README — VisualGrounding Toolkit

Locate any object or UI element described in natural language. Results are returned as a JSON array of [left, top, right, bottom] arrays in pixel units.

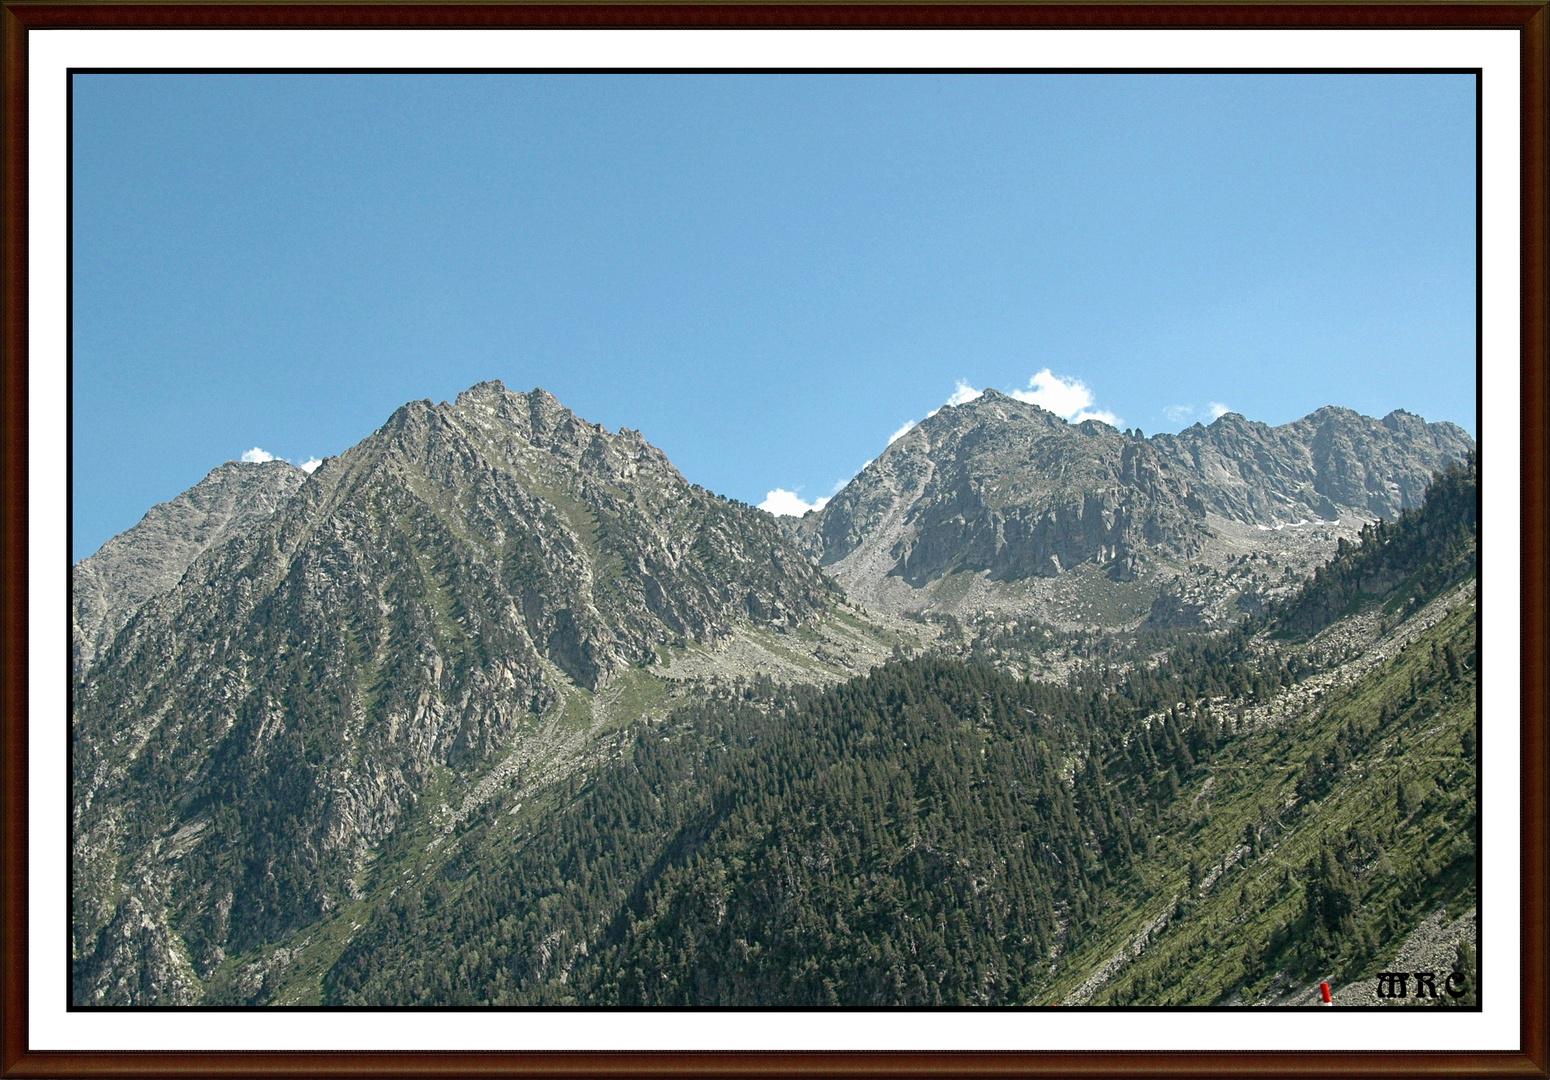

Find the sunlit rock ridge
[[788, 391, 1472, 624]]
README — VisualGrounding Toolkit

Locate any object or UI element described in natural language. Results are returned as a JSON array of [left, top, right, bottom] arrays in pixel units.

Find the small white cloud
[[888, 420, 918, 444], [1010, 368, 1122, 428], [759, 489, 830, 517], [241, 447, 276, 463], [1163, 402, 1229, 427], [300, 457, 323, 474], [944, 380, 982, 407]]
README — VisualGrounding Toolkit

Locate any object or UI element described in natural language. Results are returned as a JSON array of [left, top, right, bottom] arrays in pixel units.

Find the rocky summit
[[71, 381, 833, 1004], [795, 391, 1211, 584], [790, 392, 1472, 628]]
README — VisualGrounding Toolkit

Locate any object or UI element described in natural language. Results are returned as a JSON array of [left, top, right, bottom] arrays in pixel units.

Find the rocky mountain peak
[[453, 378, 510, 405], [792, 397, 1472, 623], [1153, 405, 1475, 523], [934, 387, 1064, 428], [794, 392, 1208, 615], [72, 383, 839, 1004]]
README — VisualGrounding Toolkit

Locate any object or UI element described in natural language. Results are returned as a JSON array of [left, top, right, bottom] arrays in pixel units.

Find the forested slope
[[1052, 599, 1476, 1005], [326, 660, 1127, 1005], [313, 465, 1477, 1007], [1275, 459, 1476, 639]]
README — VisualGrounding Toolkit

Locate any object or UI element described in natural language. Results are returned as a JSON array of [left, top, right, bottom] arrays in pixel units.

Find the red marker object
[[1319, 982, 1333, 1006]]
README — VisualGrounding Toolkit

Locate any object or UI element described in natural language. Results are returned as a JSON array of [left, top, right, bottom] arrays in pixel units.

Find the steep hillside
[[1046, 463, 1478, 1005], [323, 660, 1112, 1006], [306, 582, 1475, 1007], [71, 381, 842, 1005], [306, 464, 1476, 1007], [1049, 585, 1476, 1006], [71, 459, 307, 675], [1274, 459, 1477, 640]]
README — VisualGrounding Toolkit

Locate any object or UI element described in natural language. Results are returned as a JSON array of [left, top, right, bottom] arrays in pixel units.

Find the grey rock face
[[796, 394, 1472, 618], [1151, 407, 1475, 524], [799, 392, 1208, 585], [71, 381, 833, 1005], [71, 460, 307, 676]]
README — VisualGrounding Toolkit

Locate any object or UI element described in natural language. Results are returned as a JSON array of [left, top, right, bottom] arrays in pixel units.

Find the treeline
[[1274, 459, 1476, 639], [325, 660, 1133, 1005], [321, 638, 1318, 1005]]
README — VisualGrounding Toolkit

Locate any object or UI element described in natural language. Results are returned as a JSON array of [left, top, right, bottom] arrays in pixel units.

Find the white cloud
[[1162, 401, 1231, 428], [759, 489, 830, 517], [300, 457, 323, 473], [1009, 368, 1122, 428], [241, 447, 276, 463], [888, 420, 918, 444], [944, 380, 982, 407]]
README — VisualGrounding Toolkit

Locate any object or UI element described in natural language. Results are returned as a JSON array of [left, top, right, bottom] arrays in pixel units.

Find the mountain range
[[70, 381, 1476, 1007], [792, 390, 1470, 628]]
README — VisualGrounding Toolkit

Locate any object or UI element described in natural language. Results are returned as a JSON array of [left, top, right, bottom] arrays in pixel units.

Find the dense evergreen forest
[[175, 461, 1452, 1006], [327, 661, 1109, 1005], [311, 464, 1477, 1007]]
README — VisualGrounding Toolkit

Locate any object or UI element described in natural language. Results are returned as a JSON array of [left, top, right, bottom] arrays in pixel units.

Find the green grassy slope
[[1045, 597, 1476, 1005]]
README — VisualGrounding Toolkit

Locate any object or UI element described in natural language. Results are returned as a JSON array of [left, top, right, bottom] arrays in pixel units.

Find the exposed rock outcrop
[[1151, 406, 1474, 524], [790, 393, 1472, 622], [794, 392, 1209, 594]]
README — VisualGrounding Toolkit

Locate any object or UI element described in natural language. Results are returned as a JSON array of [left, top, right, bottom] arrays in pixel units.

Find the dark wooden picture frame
[[2, 7, 1544, 1077]]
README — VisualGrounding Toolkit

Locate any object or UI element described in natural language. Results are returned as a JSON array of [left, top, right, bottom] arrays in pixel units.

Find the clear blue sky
[[72, 73, 1477, 561]]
